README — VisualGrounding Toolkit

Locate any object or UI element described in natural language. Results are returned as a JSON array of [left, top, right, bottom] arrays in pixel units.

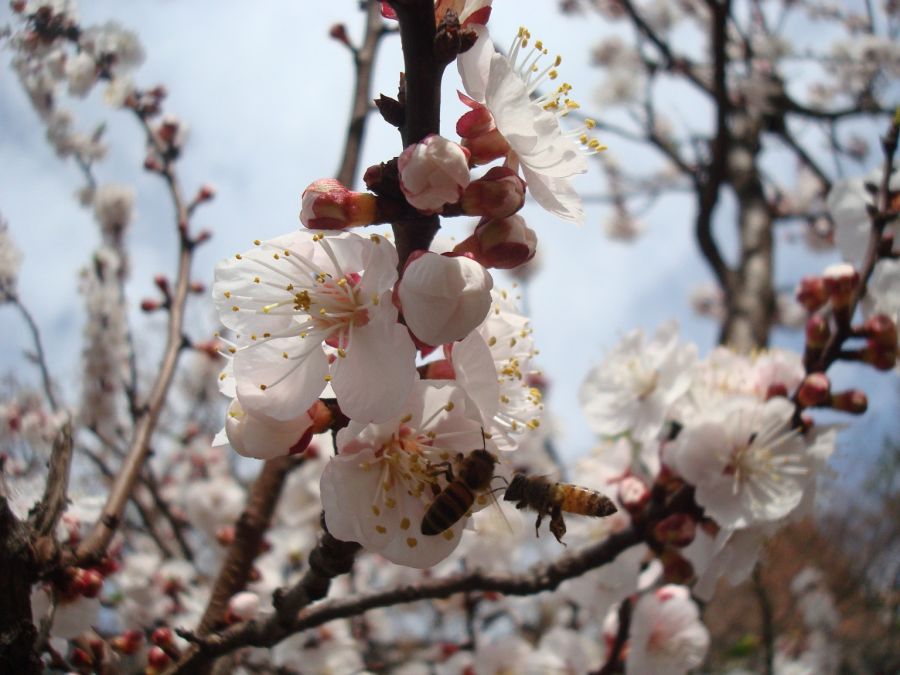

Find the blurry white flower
[[626, 585, 709, 675], [580, 322, 696, 444], [0, 218, 23, 302], [64, 51, 97, 96]]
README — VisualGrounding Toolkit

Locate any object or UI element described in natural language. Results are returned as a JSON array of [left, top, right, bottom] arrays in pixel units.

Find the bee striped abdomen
[[421, 482, 474, 535], [559, 484, 616, 516]]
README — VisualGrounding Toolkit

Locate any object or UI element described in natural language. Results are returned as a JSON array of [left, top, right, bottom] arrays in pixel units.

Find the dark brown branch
[[388, 0, 445, 266], [753, 565, 775, 675], [0, 499, 41, 674], [335, 0, 387, 186], [594, 597, 632, 675], [171, 527, 641, 667], [695, 0, 734, 298]]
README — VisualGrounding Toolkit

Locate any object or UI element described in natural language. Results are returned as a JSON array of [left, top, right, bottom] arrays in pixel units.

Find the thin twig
[[75, 110, 196, 565], [10, 296, 58, 412]]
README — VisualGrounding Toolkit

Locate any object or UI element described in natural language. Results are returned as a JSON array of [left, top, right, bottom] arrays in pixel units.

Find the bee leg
[[549, 506, 567, 546], [533, 512, 544, 538]]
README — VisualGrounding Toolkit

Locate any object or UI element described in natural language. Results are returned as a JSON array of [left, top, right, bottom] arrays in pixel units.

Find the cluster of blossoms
[[211, 0, 604, 570]]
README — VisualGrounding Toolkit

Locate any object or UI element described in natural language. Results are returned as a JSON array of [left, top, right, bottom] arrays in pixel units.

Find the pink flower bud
[[805, 314, 830, 344], [462, 128, 511, 165], [453, 215, 538, 270], [860, 341, 898, 371], [830, 389, 867, 414], [398, 135, 471, 214], [456, 104, 496, 139], [860, 314, 898, 348], [397, 251, 493, 346], [329, 23, 350, 46], [619, 475, 650, 513], [795, 275, 828, 312], [461, 166, 526, 219], [797, 373, 831, 408], [300, 178, 377, 230], [228, 591, 261, 622], [196, 183, 216, 202], [151, 627, 173, 647], [823, 263, 859, 321], [147, 646, 171, 669]]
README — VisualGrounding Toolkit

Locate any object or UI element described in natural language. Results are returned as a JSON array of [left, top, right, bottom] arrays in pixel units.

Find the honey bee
[[420, 448, 499, 536], [503, 474, 617, 544]]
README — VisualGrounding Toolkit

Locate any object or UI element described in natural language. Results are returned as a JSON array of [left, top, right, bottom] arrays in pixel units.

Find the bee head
[[503, 473, 527, 502]]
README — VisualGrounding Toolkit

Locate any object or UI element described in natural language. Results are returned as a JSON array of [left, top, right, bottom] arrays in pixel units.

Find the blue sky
[[1, 1, 896, 482]]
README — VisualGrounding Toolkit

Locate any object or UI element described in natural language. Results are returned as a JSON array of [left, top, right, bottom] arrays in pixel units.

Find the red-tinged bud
[[247, 567, 261, 583], [380, 1, 397, 19], [441, 643, 461, 659], [329, 23, 351, 46], [70, 647, 93, 667], [860, 341, 898, 370], [194, 230, 213, 245], [619, 475, 650, 513], [157, 117, 180, 145], [424, 358, 456, 380], [660, 549, 694, 585], [76, 568, 104, 598], [141, 299, 161, 312], [96, 555, 119, 576], [147, 646, 171, 669], [478, 215, 538, 269], [765, 383, 788, 400], [151, 627, 173, 647], [805, 314, 830, 348], [461, 167, 526, 219], [305, 400, 332, 434], [456, 105, 496, 140], [154, 274, 169, 293], [189, 281, 206, 294], [797, 373, 831, 408], [196, 183, 216, 202], [823, 263, 859, 324], [216, 525, 235, 546], [144, 156, 162, 172], [795, 275, 828, 312], [830, 389, 868, 414], [653, 514, 697, 548], [300, 179, 377, 230], [461, 128, 511, 165], [11, 0, 26, 13], [860, 314, 898, 348]]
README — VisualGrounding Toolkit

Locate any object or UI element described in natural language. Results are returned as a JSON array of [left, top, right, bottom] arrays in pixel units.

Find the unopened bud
[[823, 263, 859, 324], [795, 276, 828, 312], [308, 399, 334, 434], [154, 274, 170, 293], [216, 524, 235, 546], [157, 116, 180, 145], [653, 513, 696, 548], [189, 281, 206, 294], [830, 389, 867, 414], [11, 1, 27, 13], [228, 591, 261, 622], [196, 183, 216, 202], [860, 314, 898, 348], [300, 178, 377, 230], [765, 383, 788, 400], [660, 549, 694, 585], [329, 23, 351, 46], [860, 341, 898, 370], [805, 314, 830, 348], [461, 166, 526, 219], [141, 299, 161, 312], [618, 475, 650, 513], [151, 627, 173, 647], [797, 373, 831, 408], [466, 215, 538, 270], [398, 134, 471, 214], [456, 104, 496, 140], [70, 647, 93, 667], [147, 646, 171, 669]]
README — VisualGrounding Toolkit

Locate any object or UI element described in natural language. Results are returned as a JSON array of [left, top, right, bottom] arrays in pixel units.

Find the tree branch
[[27, 419, 73, 540]]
